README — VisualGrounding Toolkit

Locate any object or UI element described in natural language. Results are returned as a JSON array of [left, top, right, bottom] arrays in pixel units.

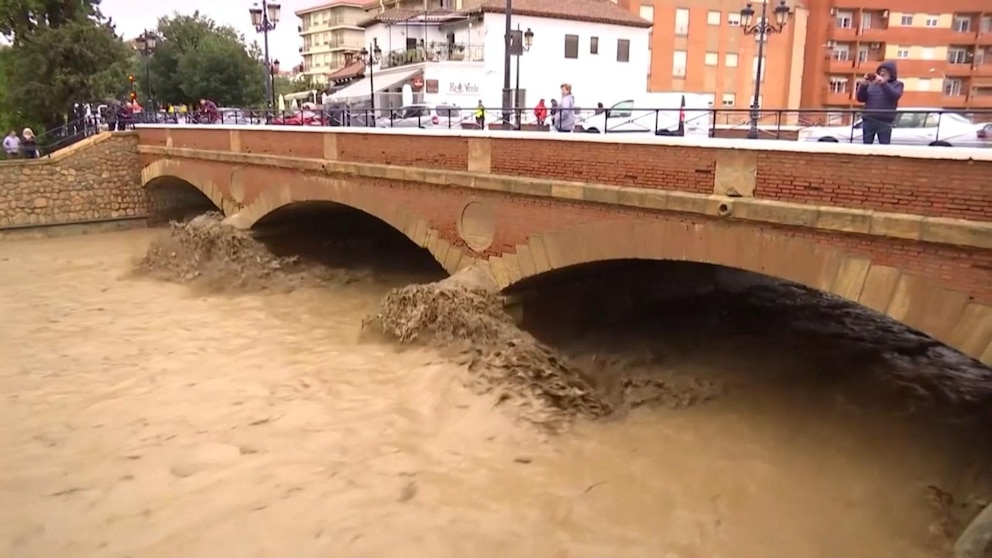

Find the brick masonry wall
[[0, 134, 145, 227], [148, 128, 992, 222]]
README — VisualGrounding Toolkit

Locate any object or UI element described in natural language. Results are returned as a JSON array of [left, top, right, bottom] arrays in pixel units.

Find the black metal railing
[[0, 116, 101, 160], [131, 106, 992, 147]]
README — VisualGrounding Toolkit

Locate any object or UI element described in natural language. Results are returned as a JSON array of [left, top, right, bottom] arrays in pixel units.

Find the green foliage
[[0, 0, 130, 133], [274, 75, 315, 98], [146, 11, 266, 107]]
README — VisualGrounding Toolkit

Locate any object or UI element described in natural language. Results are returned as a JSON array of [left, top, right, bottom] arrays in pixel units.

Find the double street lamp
[[249, 1, 281, 118], [134, 30, 158, 110], [739, 0, 791, 139], [360, 40, 383, 125], [513, 25, 534, 128]]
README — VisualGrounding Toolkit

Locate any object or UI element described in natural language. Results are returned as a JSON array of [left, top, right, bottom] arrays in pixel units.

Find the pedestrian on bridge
[[856, 60, 904, 145]]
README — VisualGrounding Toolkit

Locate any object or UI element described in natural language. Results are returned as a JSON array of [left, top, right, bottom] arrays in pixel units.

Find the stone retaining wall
[[0, 133, 145, 227]]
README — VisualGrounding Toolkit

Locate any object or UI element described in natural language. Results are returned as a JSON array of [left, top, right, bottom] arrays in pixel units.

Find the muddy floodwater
[[1, 223, 991, 558]]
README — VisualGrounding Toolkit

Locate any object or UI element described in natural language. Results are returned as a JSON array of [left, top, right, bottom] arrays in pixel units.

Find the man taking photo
[[855, 60, 904, 145]]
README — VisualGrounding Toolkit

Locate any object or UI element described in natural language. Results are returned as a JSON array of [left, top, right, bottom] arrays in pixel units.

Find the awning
[[283, 90, 318, 101], [327, 67, 420, 102]]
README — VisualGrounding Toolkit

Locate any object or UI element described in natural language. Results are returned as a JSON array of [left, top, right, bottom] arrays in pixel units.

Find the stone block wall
[[0, 133, 146, 228]]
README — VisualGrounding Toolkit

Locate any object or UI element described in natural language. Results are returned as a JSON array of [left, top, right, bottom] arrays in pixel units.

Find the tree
[[274, 75, 315, 98], [0, 0, 131, 132], [146, 12, 265, 107]]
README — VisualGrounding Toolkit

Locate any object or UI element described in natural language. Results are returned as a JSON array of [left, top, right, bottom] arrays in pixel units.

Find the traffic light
[[128, 74, 135, 83]]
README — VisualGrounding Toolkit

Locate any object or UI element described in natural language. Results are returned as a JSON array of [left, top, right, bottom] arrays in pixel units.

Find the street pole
[[514, 24, 521, 129], [748, 0, 768, 140], [368, 46, 376, 124], [500, 0, 512, 130], [251, 1, 280, 122], [262, 1, 274, 119], [145, 57, 153, 110], [740, 0, 790, 140]]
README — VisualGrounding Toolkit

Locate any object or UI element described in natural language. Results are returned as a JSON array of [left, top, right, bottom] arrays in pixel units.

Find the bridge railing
[[0, 116, 101, 160], [133, 106, 992, 147]]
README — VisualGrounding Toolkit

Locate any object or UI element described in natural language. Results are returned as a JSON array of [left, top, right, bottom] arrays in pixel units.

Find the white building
[[325, 0, 651, 114]]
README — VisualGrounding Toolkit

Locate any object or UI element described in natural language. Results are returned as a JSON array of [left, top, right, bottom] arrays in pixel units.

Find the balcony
[[381, 42, 484, 69], [941, 94, 970, 108], [825, 91, 854, 105], [827, 57, 856, 73]]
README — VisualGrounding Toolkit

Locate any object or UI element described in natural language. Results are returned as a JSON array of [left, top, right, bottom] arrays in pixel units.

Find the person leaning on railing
[[3, 130, 20, 159], [19, 128, 38, 159]]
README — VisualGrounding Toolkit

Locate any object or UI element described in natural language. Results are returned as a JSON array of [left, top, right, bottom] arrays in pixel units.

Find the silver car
[[377, 104, 463, 129]]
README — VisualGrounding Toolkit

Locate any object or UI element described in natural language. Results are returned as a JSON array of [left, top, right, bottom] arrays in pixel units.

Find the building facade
[[619, 0, 809, 120], [326, 0, 652, 113], [801, 1, 992, 114], [296, 2, 368, 85]]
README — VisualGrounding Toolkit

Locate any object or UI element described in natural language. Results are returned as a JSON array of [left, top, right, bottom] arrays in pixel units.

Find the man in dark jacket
[[855, 60, 904, 145]]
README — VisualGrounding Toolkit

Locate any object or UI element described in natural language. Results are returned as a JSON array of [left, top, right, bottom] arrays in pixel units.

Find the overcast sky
[[100, 0, 312, 66]]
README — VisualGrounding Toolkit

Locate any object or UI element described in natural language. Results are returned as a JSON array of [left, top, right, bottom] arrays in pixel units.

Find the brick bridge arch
[[486, 219, 990, 365], [139, 161, 469, 275], [141, 159, 233, 215]]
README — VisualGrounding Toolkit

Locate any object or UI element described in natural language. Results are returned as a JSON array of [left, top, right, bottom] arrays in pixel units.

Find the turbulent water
[[1, 211, 991, 558]]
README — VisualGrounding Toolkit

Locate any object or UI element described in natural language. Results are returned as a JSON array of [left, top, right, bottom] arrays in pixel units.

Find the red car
[[271, 110, 326, 126]]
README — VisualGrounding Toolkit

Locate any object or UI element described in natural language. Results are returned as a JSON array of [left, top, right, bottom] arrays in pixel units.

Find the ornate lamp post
[[134, 30, 158, 111], [512, 26, 534, 128], [360, 39, 382, 125], [739, 0, 791, 139], [249, 1, 281, 118]]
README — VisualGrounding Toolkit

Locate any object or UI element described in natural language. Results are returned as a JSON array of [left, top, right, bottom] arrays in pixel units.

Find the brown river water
[[1, 210, 991, 558]]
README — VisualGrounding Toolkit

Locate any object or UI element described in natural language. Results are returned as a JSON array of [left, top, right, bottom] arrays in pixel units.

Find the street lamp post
[[249, 1, 281, 120], [360, 40, 382, 125], [512, 26, 534, 129], [739, 0, 791, 139], [134, 30, 158, 112], [500, 0, 513, 130]]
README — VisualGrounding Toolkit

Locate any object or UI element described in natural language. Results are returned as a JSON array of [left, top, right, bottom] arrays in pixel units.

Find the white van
[[577, 93, 712, 138]]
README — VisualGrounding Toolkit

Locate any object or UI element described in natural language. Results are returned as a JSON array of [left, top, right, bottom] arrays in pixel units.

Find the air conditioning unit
[[869, 42, 881, 49]]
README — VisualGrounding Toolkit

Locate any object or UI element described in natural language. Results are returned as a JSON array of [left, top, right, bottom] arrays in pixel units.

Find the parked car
[[271, 110, 327, 126], [796, 109, 987, 147], [978, 123, 992, 146], [376, 103, 463, 129], [577, 93, 713, 137]]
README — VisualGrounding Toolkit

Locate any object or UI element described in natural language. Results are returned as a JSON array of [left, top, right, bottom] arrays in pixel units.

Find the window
[[917, 78, 932, 91], [831, 44, 850, 61], [896, 48, 910, 59], [704, 52, 718, 66], [672, 50, 687, 77], [751, 56, 766, 81], [675, 8, 689, 36], [564, 34, 578, 59], [829, 77, 849, 93], [982, 16, 992, 32], [944, 78, 964, 95], [900, 14, 914, 26], [701, 93, 715, 107], [639, 5, 654, 22], [948, 47, 970, 64], [857, 46, 869, 62], [607, 100, 634, 118], [707, 11, 721, 25], [835, 11, 853, 28], [953, 15, 971, 32], [721, 93, 735, 106], [925, 15, 939, 27], [727, 13, 740, 26], [590, 36, 599, 55], [921, 47, 935, 60], [617, 39, 630, 62], [725, 53, 739, 67], [861, 13, 872, 30]]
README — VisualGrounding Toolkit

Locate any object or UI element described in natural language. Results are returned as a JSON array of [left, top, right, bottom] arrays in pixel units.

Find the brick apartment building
[[621, 0, 992, 115]]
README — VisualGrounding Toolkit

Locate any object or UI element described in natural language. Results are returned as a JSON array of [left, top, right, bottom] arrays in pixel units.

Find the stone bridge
[[132, 125, 992, 364]]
